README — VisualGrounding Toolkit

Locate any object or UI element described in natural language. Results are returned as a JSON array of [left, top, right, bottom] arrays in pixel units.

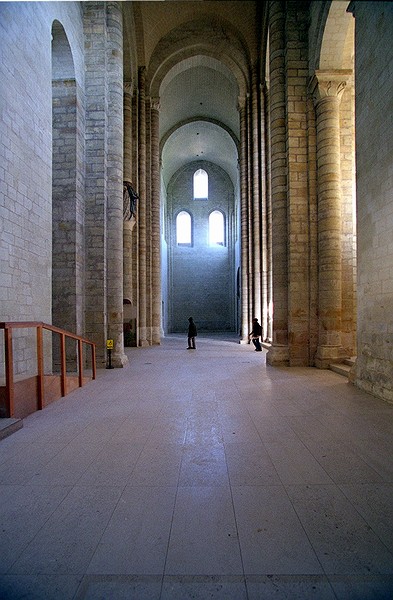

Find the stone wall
[[350, 1, 393, 402], [0, 2, 84, 376], [166, 161, 236, 333]]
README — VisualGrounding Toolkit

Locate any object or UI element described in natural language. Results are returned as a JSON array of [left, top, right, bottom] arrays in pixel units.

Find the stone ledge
[[329, 357, 356, 379], [0, 418, 23, 441]]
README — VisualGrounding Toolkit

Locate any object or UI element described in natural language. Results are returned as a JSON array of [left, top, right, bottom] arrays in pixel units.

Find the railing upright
[[4, 326, 14, 418], [60, 332, 66, 397], [78, 339, 83, 388], [92, 344, 97, 380], [1, 322, 97, 419], [36, 325, 44, 410]]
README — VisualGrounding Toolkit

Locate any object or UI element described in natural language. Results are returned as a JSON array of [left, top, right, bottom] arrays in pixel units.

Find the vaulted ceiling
[[123, 1, 263, 190]]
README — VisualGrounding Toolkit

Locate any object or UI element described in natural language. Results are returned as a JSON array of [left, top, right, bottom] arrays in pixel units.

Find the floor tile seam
[[260, 429, 337, 487], [159, 412, 198, 585], [278, 422, 384, 485], [279, 480, 393, 576], [223, 436, 258, 587], [277, 481, 328, 578], [340, 437, 393, 482], [77, 480, 142, 583], [250, 406, 334, 486], [160, 472, 184, 596], [336, 482, 393, 558], [3, 480, 79, 576]]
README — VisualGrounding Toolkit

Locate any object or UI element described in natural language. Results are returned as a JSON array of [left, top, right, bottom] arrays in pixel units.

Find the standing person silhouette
[[249, 318, 262, 351], [187, 317, 197, 349]]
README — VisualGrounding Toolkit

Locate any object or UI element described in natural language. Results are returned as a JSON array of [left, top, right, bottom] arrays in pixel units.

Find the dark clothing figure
[[187, 317, 197, 349], [249, 318, 262, 351]]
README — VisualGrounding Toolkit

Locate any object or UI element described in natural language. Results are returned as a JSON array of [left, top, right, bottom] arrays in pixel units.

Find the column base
[[109, 351, 129, 368], [314, 345, 343, 369], [266, 344, 290, 366]]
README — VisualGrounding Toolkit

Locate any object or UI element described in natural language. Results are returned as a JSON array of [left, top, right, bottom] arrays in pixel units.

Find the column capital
[[124, 80, 133, 95], [150, 97, 161, 112], [309, 70, 352, 105], [237, 95, 248, 112]]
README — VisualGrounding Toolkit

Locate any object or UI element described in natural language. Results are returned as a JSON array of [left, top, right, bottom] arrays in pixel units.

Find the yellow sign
[[106, 339, 114, 349]]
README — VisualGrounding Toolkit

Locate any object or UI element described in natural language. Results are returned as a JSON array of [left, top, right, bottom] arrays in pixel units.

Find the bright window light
[[193, 169, 208, 199], [209, 210, 224, 245], [176, 211, 191, 244]]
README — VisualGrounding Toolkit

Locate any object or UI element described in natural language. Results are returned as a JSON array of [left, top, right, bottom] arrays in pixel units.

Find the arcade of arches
[[1, 1, 392, 404]]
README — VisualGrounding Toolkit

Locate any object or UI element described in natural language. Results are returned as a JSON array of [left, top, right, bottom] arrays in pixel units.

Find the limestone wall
[[166, 162, 236, 333], [351, 1, 393, 402], [0, 2, 85, 376]]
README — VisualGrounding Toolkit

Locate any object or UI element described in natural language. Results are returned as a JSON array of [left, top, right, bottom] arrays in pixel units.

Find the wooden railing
[[0, 322, 96, 418]]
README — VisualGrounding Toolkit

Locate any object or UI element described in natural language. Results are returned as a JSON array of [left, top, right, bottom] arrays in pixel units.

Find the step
[[0, 418, 23, 441], [329, 357, 357, 379], [330, 362, 352, 377]]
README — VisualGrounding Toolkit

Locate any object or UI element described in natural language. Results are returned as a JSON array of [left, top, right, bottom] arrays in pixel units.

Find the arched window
[[193, 169, 208, 200], [176, 211, 192, 245], [209, 210, 225, 246]]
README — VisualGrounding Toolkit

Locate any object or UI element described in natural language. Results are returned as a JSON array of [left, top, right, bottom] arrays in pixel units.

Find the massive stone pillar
[[84, 2, 108, 366], [105, 1, 127, 367], [239, 96, 250, 342], [123, 83, 135, 305], [150, 98, 161, 344], [285, 0, 310, 366], [266, 0, 289, 366], [310, 70, 351, 368], [260, 83, 269, 342], [83, 1, 127, 367], [137, 67, 148, 346], [251, 67, 261, 327]]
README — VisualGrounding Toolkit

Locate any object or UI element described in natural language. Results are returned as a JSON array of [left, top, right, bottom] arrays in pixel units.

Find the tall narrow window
[[209, 210, 225, 246], [176, 210, 192, 245], [193, 169, 208, 200]]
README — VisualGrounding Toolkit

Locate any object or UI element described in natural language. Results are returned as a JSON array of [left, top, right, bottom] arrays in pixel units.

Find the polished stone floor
[[1, 334, 393, 599]]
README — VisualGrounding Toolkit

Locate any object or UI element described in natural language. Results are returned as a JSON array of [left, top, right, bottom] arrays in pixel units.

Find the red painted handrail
[[0, 322, 96, 418]]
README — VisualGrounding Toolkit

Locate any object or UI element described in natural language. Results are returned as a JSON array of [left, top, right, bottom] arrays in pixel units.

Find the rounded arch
[[175, 209, 193, 245], [309, 1, 354, 74], [51, 20, 82, 343], [51, 20, 75, 80], [193, 168, 208, 200], [208, 209, 225, 246], [160, 116, 239, 155], [147, 16, 250, 98]]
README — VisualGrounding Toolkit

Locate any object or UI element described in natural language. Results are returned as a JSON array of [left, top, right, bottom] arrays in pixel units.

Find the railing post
[[60, 333, 66, 397], [36, 325, 44, 410], [91, 344, 96, 380], [4, 327, 14, 418], [78, 339, 83, 387]]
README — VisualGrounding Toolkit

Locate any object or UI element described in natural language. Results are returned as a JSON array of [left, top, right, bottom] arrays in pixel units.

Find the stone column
[[123, 82, 135, 306], [150, 98, 161, 344], [265, 85, 273, 343], [266, 0, 289, 366], [310, 70, 351, 368], [131, 89, 139, 329], [106, 1, 127, 367], [83, 1, 109, 367], [260, 83, 269, 341], [145, 98, 152, 344], [123, 82, 133, 183], [251, 67, 261, 325], [239, 96, 250, 342], [137, 67, 148, 346]]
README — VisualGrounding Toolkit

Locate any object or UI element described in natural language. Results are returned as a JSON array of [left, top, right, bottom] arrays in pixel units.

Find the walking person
[[249, 318, 262, 351], [187, 316, 197, 349]]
